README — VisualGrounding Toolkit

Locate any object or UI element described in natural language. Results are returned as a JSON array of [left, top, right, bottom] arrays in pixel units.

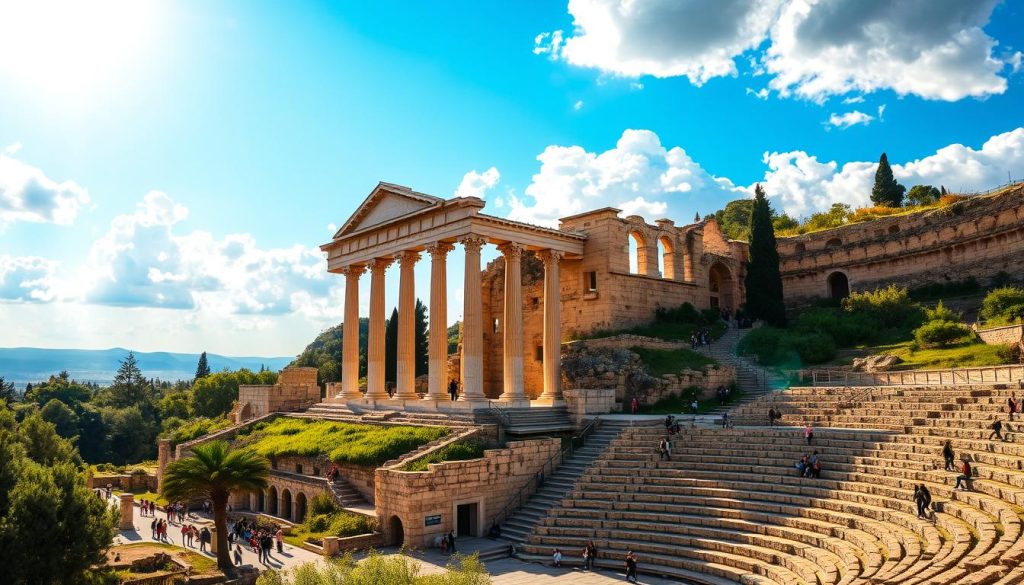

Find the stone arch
[[825, 237, 842, 249], [389, 515, 405, 547], [827, 271, 850, 300], [281, 489, 292, 521], [257, 489, 266, 513], [628, 230, 647, 275], [268, 486, 278, 516], [708, 262, 735, 312], [295, 492, 308, 523], [658, 235, 675, 279]]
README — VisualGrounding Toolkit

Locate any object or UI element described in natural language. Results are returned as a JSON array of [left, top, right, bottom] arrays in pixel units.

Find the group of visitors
[[179, 523, 212, 551], [767, 407, 781, 426], [690, 329, 712, 349], [326, 462, 341, 483], [795, 451, 822, 478], [440, 530, 457, 554], [165, 501, 189, 524], [546, 542, 608, 575], [150, 518, 170, 542], [715, 385, 732, 406], [663, 414, 681, 435], [140, 499, 158, 516], [229, 518, 284, 565]]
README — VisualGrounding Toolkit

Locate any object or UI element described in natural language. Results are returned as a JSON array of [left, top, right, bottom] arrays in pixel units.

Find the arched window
[[658, 236, 675, 279], [628, 230, 646, 274], [268, 486, 278, 515], [825, 238, 842, 249], [281, 489, 292, 521], [708, 262, 735, 311], [295, 492, 307, 523], [389, 516, 405, 547], [828, 272, 850, 300]]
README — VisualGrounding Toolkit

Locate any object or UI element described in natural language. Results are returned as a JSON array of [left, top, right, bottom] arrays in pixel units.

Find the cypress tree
[[744, 185, 787, 326], [194, 351, 211, 381], [870, 153, 906, 207], [384, 308, 398, 385], [414, 299, 429, 377]]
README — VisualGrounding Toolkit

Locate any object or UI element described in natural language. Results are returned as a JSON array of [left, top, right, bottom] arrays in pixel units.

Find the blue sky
[[1, 0, 1023, 356]]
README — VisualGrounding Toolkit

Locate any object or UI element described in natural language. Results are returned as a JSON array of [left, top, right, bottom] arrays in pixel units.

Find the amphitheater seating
[[517, 384, 1024, 585]]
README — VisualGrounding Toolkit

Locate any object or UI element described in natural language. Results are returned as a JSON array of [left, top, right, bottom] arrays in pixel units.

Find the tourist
[[717, 385, 728, 406], [805, 424, 814, 445], [914, 484, 932, 519], [1009, 394, 1018, 421], [552, 548, 562, 567], [690, 398, 699, 414], [261, 532, 273, 563], [955, 458, 973, 491], [631, 396, 639, 415], [625, 550, 638, 583], [812, 456, 822, 479], [722, 412, 731, 429], [941, 440, 956, 471], [275, 527, 284, 553], [234, 544, 243, 566], [200, 526, 211, 552], [583, 541, 597, 571], [659, 436, 672, 461], [448, 379, 458, 401], [989, 419, 1005, 441], [804, 451, 819, 478], [447, 530, 457, 553], [151, 517, 158, 539], [767, 407, 776, 426], [440, 533, 448, 554], [796, 455, 808, 477], [181, 524, 190, 547]]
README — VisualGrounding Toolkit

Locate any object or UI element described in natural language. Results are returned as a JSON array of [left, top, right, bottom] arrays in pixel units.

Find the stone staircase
[[498, 406, 575, 435], [497, 418, 646, 546], [698, 326, 788, 415]]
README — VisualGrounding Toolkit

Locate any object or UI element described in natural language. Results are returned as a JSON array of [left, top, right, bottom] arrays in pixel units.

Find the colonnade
[[337, 234, 564, 406]]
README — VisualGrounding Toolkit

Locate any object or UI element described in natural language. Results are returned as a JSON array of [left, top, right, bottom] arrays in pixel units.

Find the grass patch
[[400, 440, 487, 472], [112, 542, 219, 574], [642, 386, 744, 415], [582, 320, 726, 343], [113, 488, 169, 507], [285, 509, 376, 547], [630, 346, 717, 376], [234, 418, 449, 466], [875, 340, 1010, 370], [160, 416, 234, 447]]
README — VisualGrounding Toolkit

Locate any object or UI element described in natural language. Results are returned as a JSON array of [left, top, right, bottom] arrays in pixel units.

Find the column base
[[531, 396, 566, 407], [496, 397, 531, 409], [437, 399, 492, 412]]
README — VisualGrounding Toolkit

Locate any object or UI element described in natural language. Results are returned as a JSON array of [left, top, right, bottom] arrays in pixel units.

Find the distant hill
[[0, 347, 294, 388]]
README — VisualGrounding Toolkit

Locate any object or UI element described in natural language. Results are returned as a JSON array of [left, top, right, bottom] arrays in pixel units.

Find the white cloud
[[506, 129, 745, 227], [3, 142, 22, 155], [841, 96, 864, 104], [826, 109, 874, 129], [539, 0, 1016, 102], [454, 167, 501, 199], [1009, 51, 1023, 74], [0, 255, 61, 302], [0, 151, 90, 228], [327, 223, 337, 233], [746, 87, 770, 100], [573, 99, 584, 110]]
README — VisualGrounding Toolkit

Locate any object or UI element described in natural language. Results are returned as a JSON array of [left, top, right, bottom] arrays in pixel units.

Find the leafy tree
[[744, 185, 787, 326], [291, 318, 370, 385], [772, 213, 799, 232], [0, 377, 16, 403], [804, 203, 852, 232], [981, 286, 1024, 324], [0, 403, 115, 585], [39, 399, 79, 439], [74, 405, 109, 464], [96, 352, 151, 410], [415, 299, 429, 376], [907, 184, 941, 206], [447, 321, 461, 354], [100, 406, 156, 465], [713, 199, 755, 240], [195, 351, 211, 381], [161, 441, 269, 574], [190, 369, 277, 419], [158, 390, 191, 420], [870, 152, 906, 207], [385, 307, 399, 386], [24, 373, 91, 407]]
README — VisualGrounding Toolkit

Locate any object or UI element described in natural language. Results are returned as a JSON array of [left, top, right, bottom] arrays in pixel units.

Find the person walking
[[767, 407, 776, 426], [233, 544, 243, 566], [942, 440, 956, 471], [448, 379, 458, 401], [990, 419, 1005, 441], [447, 530, 457, 554], [583, 541, 597, 571], [625, 550, 638, 583], [630, 396, 639, 415], [1009, 395, 1018, 421], [805, 424, 814, 445], [955, 459, 973, 491], [261, 533, 273, 563], [199, 527, 210, 552], [275, 528, 284, 553], [659, 436, 672, 461]]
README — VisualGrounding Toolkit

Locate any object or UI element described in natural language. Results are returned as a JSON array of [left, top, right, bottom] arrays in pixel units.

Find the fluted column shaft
[[499, 243, 526, 401], [395, 251, 420, 400], [539, 250, 564, 402], [340, 265, 365, 398], [366, 258, 393, 400], [425, 242, 454, 400], [459, 235, 487, 402]]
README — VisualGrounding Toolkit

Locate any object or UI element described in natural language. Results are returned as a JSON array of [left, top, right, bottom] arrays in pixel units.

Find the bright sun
[[0, 0, 163, 94]]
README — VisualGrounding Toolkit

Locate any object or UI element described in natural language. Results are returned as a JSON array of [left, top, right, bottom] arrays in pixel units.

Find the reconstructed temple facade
[[776, 183, 1024, 305], [318, 182, 748, 406]]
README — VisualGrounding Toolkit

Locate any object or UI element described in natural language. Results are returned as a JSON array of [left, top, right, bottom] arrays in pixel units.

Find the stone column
[[119, 493, 135, 530], [538, 250, 564, 403], [395, 251, 421, 400], [498, 242, 526, 403], [341, 264, 366, 399], [425, 242, 454, 400], [157, 438, 171, 494], [366, 257, 394, 401], [459, 235, 487, 402]]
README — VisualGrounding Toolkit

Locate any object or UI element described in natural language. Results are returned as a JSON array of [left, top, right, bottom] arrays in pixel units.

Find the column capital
[[497, 242, 526, 259], [459, 234, 487, 253], [396, 250, 421, 266], [340, 264, 367, 278], [538, 249, 565, 264], [425, 241, 456, 258], [370, 257, 395, 274]]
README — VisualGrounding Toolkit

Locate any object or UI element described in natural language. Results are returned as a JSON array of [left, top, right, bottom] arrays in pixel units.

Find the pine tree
[[414, 298, 429, 377], [0, 377, 16, 403], [870, 153, 906, 207], [194, 351, 211, 381], [107, 351, 148, 408], [744, 184, 787, 326], [384, 307, 399, 385]]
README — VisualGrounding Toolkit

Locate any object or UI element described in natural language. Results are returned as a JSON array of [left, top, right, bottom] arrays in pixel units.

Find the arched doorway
[[658, 236, 675, 279], [708, 262, 734, 312], [628, 230, 646, 274], [257, 490, 265, 513], [295, 492, 307, 523], [828, 272, 850, 300], [281, 489, 292, 521], [389, 515, 404, 547], [268, 486, 278, 516]]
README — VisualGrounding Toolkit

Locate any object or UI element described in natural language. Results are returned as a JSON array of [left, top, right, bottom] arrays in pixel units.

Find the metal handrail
[[494, 417, 602, 528], [487, 400, 512, 428]]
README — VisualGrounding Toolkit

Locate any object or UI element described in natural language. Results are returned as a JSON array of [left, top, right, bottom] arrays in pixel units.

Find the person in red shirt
[[955, 459, 972, 490]]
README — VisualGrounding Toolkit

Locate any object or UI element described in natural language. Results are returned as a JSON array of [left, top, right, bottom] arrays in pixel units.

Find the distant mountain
[[0, 347, 294, 388]]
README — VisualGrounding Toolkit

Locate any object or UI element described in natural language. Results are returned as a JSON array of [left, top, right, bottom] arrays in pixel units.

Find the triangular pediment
[[335, 182, 443, 237]]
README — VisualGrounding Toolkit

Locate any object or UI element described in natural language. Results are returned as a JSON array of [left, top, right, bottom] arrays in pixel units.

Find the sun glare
[[0, 0, 163, 94]]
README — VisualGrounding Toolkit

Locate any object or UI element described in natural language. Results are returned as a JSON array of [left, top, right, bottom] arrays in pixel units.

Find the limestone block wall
[[374, 438, 561, 547], [976, 324, 1024, 347], [237, 366, 321, 422], [563, 388, 617, 425], [269, 455, 376, 504], [778, 184, 1024, 305]]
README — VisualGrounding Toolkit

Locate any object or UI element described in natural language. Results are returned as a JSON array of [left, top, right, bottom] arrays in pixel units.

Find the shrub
[[842, 285, 923, 329], [910, 277, 980, 300], [738, 326, 836, 366], [401, 440, 488, 472], [981, 287, 1024, 323], [938, 194, 968, 206], [309, 492, 340, 517], [654, 302, 704, 324], [924, 301, 959, 324], [914, 321, 972, 348], [791, 331, 837, 364], [793, 308, 876, 347]]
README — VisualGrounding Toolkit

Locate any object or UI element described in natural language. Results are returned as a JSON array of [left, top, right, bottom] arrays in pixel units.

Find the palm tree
[[161, 440, 269, 573]]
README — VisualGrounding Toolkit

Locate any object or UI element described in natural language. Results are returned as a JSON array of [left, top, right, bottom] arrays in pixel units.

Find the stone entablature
[[777, 184, 1024, 303], [374, 438, 561, 548]]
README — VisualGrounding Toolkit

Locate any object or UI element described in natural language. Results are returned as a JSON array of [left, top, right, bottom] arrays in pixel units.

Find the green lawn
[[581, 320, 726, 343], [113, 489, 168, 507], [400, 440, 487, 472], [630, 346, 717, 377], [285, 510, 376, 547], [876, 340, 1011, 370], [113, 542, 218, 574], [234, 418, 450, 467], [643, 386, 744, 415]]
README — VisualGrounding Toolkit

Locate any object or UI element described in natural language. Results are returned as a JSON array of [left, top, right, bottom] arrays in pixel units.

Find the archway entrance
[[281, 489, 292, 521], [268, 486, 278, 516], [257, 490, 265, 513], [708, 262, 734, 312], [828, 272, 850, 300], [389, 516, 404, 547], [295, 492, 307, 523]]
